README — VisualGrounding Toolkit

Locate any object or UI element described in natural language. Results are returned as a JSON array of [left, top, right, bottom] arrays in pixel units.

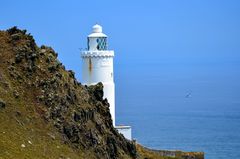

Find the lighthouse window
[[96, 37, 107, 50]]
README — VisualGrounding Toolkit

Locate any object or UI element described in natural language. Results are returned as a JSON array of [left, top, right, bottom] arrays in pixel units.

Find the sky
[[1, 0, 240, 121]]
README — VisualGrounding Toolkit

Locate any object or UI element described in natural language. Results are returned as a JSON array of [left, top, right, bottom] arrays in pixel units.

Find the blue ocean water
[[115, 63, 240, 159], [129, 110, 240, 159]]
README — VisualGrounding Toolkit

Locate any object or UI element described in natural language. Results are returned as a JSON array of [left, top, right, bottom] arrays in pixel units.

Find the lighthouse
[[81, 24, 131, 140]]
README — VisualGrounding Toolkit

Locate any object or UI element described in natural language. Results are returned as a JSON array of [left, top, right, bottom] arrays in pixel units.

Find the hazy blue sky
[[1, 0, 240, 116]]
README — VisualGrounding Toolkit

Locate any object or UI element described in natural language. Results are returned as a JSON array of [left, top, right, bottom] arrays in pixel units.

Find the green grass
[[0, 85, 90, 159]]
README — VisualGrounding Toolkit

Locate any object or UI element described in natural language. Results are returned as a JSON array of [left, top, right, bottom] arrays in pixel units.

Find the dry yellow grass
[[136, 144, 204, 159]]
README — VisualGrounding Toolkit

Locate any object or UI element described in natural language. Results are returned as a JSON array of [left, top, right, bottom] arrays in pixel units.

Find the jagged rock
[[11, 33, 22, 41], [50, 107, 62, 119], [0, 27, 139, 159], [73, 109, 95, 123], [0, 99, 6, 109], [106, 136, 118, 159], [27, 52, 37, 61], [88, 83, 104, 101], [66, 89, 76, 104], [48, 64, 58, 73], [37, 95, 44, 101], [73, 112, 81, 122], [63, 124, 80, 144], [39, 49, 46, 55], [15, 52, 25, 63], [126, 141, 137, 157], [7, 26, 26, 35], [68, 70, 75, 79], [86, 129, 99, 146], [55, 72, 62, 79], [46, 54, 54, 63]]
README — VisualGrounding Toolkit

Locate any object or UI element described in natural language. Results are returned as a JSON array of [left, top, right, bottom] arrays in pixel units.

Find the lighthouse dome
[[92, 24, 102, 33], [88, 24, 107, 38]]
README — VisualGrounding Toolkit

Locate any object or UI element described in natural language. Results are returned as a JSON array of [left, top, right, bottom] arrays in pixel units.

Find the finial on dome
[[92, 24, 102, 33]]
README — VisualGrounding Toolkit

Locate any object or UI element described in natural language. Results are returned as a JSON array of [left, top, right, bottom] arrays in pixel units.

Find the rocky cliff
[[0, 27, 136, 159], [0, 27, 204, 159]]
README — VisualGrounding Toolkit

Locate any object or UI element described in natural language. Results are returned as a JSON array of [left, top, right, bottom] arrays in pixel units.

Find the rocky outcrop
[[0, 99, 5, 109], [0, 27, 136, 159]]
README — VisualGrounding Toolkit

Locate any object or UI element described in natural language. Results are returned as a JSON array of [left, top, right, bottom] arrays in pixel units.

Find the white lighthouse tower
[[81, 24, 131, 140], [81, 24, 115, 125]]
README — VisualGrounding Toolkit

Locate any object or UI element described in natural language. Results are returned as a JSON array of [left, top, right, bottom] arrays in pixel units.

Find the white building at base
[[81, 24, 132, 140]]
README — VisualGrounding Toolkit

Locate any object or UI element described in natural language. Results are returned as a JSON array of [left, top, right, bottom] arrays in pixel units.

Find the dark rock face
[[0, 27, 137, 159], [88, 83, 104, 101], [0, 99, 5, 109]]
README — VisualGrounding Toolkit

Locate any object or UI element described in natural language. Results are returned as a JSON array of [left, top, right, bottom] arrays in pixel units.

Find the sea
[[115, 63, 240, 159]]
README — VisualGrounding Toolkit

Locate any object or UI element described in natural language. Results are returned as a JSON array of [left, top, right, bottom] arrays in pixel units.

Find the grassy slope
[[0, 106, 89, 159], [136, 144, 204, 159], [0, 30, 91, 158]]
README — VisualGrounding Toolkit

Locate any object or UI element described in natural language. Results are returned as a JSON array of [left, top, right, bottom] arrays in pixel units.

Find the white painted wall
[[116, 126, 132, 140], [81, 52, 114, 83], [81, 51, 115, 126]]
